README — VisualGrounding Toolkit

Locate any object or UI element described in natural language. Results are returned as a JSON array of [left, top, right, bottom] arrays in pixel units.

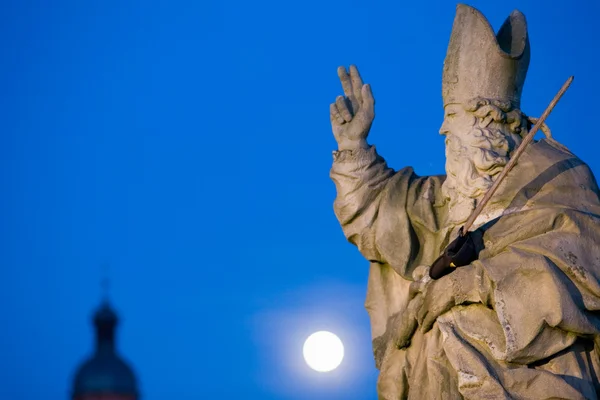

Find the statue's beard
[[441, 127, 517, 225]]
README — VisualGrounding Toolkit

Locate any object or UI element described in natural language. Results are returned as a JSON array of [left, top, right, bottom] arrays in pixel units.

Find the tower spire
[[72, 274, 138, 400]]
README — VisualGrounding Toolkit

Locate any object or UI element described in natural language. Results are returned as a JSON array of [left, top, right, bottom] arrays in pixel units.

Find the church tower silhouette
[[71, 292, 140, 400]]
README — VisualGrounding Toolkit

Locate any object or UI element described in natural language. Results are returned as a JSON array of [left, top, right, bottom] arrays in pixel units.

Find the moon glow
[[302, 331, 344, 372]]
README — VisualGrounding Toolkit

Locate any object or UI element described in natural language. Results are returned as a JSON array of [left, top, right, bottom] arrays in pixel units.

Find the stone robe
[[331, 138, 600, 399]]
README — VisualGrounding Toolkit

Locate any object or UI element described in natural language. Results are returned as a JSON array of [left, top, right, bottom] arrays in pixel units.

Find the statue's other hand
[[392, 296, 422, 349], [416, 265, 478, 333], [388, 266, 431, 349], [416, 278, 456, 333], [330, 65, 375, 151]]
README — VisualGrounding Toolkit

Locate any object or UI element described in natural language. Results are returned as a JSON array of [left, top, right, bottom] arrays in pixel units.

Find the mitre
[[442, 4, 530, 108]]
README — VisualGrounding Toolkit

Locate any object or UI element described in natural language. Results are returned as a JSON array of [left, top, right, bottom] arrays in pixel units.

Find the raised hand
[[330, 65, 375, 151]]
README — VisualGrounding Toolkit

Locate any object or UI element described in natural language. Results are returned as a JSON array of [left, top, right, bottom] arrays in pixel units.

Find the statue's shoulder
[[538, 138, 576, 158], [528, 138, 586, 167], [527, 138, 600, 196]]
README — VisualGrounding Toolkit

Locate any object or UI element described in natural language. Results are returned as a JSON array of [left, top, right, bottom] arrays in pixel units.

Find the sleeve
[[330, 145, 395, 263], [330, 145, 446, 278]]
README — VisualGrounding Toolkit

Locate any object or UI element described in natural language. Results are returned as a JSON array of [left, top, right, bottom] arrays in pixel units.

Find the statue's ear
[[479, 115, 494, 128]]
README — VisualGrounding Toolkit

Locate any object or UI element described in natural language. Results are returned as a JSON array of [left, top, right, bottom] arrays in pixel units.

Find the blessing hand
[[330, 65, 375, 151]]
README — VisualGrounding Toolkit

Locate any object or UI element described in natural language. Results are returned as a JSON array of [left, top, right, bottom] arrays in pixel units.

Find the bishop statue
[[330, 4, 600, 399]]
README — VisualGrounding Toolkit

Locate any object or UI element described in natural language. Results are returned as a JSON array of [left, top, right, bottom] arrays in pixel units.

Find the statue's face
[[439, 102, 514, 225], [439, 104, 473, 137]]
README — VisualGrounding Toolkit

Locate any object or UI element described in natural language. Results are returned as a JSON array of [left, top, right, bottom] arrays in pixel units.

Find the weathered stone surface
[[329, 4, 600, 399]]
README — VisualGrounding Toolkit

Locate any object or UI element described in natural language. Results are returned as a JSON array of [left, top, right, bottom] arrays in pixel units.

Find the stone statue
[[329, 4, 600, 399]]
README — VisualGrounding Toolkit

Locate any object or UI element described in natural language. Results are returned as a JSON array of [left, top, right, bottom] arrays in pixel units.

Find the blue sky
[[1, 0, 599, 399]]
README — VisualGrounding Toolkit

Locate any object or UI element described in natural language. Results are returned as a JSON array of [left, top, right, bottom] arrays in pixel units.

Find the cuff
[[332, 145, 378, 167]]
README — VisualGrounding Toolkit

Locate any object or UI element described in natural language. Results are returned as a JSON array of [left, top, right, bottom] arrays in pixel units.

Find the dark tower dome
[[72, 301, 139, 400]]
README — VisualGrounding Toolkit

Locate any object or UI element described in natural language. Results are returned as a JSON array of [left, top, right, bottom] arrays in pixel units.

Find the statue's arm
[[329, 66, 415, 264], [330, 145, 396, 263]]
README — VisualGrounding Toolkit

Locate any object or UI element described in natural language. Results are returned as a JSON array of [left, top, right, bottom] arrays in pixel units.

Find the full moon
[[303, 331, 344, 372]]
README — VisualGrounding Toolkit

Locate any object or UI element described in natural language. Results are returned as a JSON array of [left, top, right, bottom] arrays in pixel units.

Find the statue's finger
[[408, 281, 420, 298], [421, 300, 452, 333], [395, 316, 418, 349], [349, 65, 364, 102], [330, 103, 345, 125], [416, 306, 426, 327], [337, 66, 353, 97], [420, 319, 430, 333], [362, 84, 375, 114], [421, 313, 436, 333], [336, 95, 353, 122]]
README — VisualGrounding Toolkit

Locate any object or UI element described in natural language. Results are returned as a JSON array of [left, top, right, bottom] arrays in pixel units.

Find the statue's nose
[[439, 120, 449, 135]]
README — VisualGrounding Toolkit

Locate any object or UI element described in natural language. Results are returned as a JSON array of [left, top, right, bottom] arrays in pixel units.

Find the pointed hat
[[442, 4, 530, 108]]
